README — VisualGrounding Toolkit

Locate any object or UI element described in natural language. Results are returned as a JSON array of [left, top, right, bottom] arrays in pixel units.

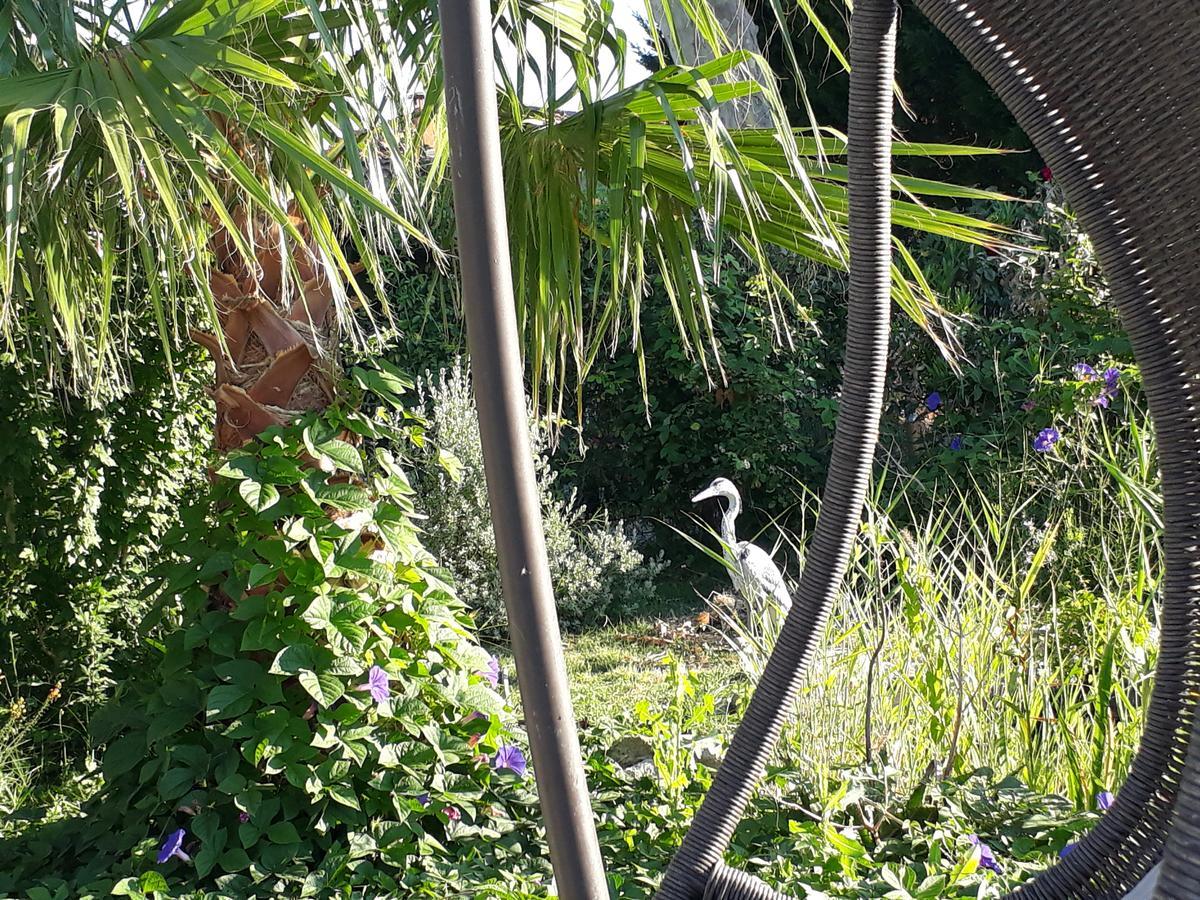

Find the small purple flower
[[1094, 367, 1121, 409], [949, 435, 964, 452], [492, 744, 528, 778], [1097, 790, 1115, 811], [1059, 842, 1075, 858], [443, 806, 461, 821], [238, 812, 250, 824], [1021, 398, 1037, 412], [1033, 426, 1060, 453], [157, 828, 190, 864], [969, 834, 1003, 874], [1073, 362, 1098, 381], [467, 710, 487, 722], [480, 655, 501, 687], [926, 392, 942, 412], [416, 792, 430, 807], [357, 665, 390, 703]]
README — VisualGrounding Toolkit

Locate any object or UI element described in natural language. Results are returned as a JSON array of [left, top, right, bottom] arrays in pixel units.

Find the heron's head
[[692, 477, 739, 505]]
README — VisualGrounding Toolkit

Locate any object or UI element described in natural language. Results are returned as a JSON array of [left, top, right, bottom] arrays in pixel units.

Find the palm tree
[[1, 0, 1011, 450]]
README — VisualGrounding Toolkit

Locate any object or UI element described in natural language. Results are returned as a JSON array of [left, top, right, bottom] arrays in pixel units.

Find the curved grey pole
[[436, 3, 608, 897], [655, 1, 897, 896]]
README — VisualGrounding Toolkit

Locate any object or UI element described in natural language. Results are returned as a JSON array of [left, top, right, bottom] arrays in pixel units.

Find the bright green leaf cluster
[[0, 404, 533, 897]]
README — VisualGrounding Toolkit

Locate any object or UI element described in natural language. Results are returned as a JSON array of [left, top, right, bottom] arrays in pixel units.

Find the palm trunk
[[190, 214, 340, 451]]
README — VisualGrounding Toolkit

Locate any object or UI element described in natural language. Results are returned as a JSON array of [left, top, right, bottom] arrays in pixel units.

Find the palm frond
[[2, 0, 1019, 426], [498, 49, 1018, 418], [1, 0, 434, 394]]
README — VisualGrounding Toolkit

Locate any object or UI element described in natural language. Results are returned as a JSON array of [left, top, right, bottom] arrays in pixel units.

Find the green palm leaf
[[1, 0, 1018, 424], [1, 0, 432, 394], [496, 45, 1017, 417]]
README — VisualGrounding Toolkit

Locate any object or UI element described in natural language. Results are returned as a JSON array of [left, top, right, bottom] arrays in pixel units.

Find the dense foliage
[[412, 363, 663, 631], [566, 181, 1129, 536], [559, 250, 837, 521], [1, 2, 1159, 897], [0, 185, 1160, 899], [0, 339, 209, 703], [0, 393, 538, 898], [308, 659, 1095, 898]]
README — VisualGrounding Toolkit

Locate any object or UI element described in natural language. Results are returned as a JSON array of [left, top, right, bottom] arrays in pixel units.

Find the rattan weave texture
[[653, 1, 1200, 897]]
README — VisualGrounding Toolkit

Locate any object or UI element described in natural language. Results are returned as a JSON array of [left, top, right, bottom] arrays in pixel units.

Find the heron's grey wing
[[736, 543, 792, 612]]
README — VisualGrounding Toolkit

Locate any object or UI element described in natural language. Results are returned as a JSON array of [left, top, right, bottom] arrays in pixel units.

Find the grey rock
[[620, 759, 659, 782], [607, 734, 654, 767], [692, 737, 724, 769]]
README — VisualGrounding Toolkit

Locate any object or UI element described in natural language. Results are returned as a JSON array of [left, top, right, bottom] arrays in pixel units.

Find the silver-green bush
[[414, 362, 663, 631]]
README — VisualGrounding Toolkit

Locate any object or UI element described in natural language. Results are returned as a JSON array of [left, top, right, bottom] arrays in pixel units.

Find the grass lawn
[[491, 611, 743, 724]]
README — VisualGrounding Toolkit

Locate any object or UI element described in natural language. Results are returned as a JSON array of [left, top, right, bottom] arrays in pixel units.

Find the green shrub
[[0, 391, 540, 898], [0, 337, 210, 704], [413, 362, 664, 631], [890, 182, 1129, 482], [558, 249, 837, 528]]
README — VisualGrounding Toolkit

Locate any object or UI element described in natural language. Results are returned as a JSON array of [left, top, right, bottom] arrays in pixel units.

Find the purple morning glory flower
[[949, 435, 964, 451], [416, 792, 430, 807], [357, 665, 390, 703], [1094, 367, 1121, 408], [480, 655, 501, 686], [969, 834, 1003, 874], [926, 392, 941, 412], [492, 744, 527, 778], [1059, 842, 1075, 858], [1097, 790, 1115, 811], [443, 805, 461, 821], [238, 812, 250, 824], [1021, 398, 1036, 412], [1073, 362, 1097, 380], [157, 828, 190, 864], [1033, 426, 1060, 452]]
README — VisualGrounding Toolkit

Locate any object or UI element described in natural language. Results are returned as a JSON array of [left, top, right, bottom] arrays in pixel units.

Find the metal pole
[[435, 3, 608, 898]]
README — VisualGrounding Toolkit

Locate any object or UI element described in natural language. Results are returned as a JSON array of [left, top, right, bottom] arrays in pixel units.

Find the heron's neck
[[719, 494, 740, 548]]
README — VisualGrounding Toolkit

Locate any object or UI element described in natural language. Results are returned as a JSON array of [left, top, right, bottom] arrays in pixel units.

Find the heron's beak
[[692, 487, 717, 503]]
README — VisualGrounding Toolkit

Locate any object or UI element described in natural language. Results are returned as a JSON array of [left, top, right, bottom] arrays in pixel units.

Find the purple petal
[[1033, 426, 1060, 452], [481, 655, 501, 687], [968, 834, 1003, 874], [157, 828, 186, 865], [925, 391, 941, 412], [1097, 790, 1115, 811], [363, 665, 390, 703], [492, 744, 527, 777], [1073, 362, 1097, 380]]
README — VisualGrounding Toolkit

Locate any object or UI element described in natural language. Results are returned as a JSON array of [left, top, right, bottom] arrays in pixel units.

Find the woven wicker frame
[[651, 1, 1200, 897]]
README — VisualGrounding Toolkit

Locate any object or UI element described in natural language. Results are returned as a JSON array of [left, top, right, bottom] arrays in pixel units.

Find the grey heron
[[691, 477, 792, 618]]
